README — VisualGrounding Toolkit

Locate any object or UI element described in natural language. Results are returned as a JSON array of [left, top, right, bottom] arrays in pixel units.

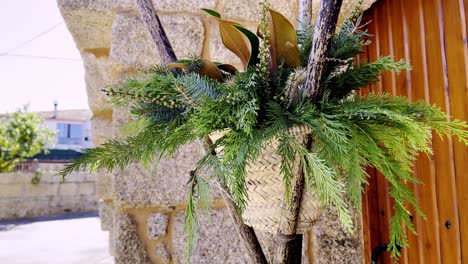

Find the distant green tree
[[0, 107, 55, 173]]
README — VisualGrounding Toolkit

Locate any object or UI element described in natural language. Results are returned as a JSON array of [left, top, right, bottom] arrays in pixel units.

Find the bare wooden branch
[[219, 185, 268, 264], [202, 137, 268, 264], [274, 135, 312, 264], [273, 2, 343, 262], [134, 1, 266, 262], [135, 0, 177, 65], [302, 0, 343, 100], [299, 0, 313, 29]]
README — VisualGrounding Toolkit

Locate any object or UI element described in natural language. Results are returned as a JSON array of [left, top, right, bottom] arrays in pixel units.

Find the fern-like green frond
[[58, 123, 162, 178], [324, 56, 411, 100]]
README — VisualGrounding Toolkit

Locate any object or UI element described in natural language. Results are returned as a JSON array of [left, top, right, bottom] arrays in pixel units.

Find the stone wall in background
[[58, 0, 377, 263], [0, 163, 97, 220]]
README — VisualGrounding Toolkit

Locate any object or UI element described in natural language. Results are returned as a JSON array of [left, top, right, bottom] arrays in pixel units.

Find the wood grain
[[362, 0, 468, 263], [135, 0, 177, 65], [303, 0, 343, 101]]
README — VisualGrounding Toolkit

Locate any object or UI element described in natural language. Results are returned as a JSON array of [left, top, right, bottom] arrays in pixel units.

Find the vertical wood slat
[[366, 4, 391, 264], [422, 0, 462, 263], [358, 41, 381, 264], [376, 3, 396, 264], [362, 0, 467, 263], [440, 0, 468, 263], [404, 1, 441, 263], [387, 1, 409, 263], [398, 2, 424, 263]]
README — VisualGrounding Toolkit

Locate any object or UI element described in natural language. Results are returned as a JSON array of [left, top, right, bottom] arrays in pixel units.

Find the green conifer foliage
[[60, 10, 468, 259]]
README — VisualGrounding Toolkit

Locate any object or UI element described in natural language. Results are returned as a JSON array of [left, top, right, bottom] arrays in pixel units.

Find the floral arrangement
[[61, 2, 468, 259]]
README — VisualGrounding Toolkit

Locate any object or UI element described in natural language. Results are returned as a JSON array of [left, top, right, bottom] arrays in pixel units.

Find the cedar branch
[[134, 1, 266, 262]]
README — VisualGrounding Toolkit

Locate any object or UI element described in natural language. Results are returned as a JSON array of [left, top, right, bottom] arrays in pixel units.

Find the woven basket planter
[[212, 126, 322, 234]]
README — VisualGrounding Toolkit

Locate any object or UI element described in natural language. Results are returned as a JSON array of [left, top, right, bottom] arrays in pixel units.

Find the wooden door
[[361, 0, 468, 263]]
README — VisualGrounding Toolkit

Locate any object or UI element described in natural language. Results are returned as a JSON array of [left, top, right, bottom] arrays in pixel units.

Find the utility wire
[[0, 22, 64, 56], [0, 22, 82, 62], [2, 54, 81, 62]]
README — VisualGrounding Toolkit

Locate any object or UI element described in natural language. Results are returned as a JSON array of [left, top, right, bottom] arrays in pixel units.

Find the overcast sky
[[0, 0, 88, 113]]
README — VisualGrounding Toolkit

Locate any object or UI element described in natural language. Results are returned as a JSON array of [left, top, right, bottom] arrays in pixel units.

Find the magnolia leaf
[[202, 9, 252, 69], [168, 59, 224, 82], [218, 20, 251, 68], [233, 25, 259, 67], [198, 59, 224, 82], [216, 64, 239, 74], [201, 8, 221, 18], [267, 9, 301, 69]]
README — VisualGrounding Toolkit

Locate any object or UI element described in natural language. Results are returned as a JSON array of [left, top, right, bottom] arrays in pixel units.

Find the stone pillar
[[57, 0, 375, 263]]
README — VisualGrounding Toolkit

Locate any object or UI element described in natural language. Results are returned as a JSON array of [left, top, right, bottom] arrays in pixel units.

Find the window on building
[[57, 123, 83, 145]]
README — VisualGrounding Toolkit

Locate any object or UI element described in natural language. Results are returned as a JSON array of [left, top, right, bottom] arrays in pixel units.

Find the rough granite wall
[[58, 0, 377, 263], [0, 163, 97, 220]]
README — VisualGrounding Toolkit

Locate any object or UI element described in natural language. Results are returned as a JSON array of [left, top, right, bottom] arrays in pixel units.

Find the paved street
[[0, 212, 113, 264]]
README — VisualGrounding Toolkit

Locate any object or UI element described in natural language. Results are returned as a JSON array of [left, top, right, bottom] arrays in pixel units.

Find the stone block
[[113, 212, 150, 264], [99, 200, 114, 231], [40, 173, 63, 183], [85, 172, 98, 181], [109, 13, 205, 69], [0, 198, 50, 220], [60, 9, 114, 49], [96, 172, 114, 200], [62, 171, 87, 182], [23, 184, 59, 197], [254, 229, 276, 263], [112, 107, 133, 138], [172, 208, 250, 264], [311, 206, 363, 264], [112, 141, 214, 208], [0, 173, 31, 184], [220, 0, 297, 24], [78, 195, 99, 211], [147, 213, 169, 240], [49, 196, 98, 213], [108, 230, 116, 257], [153, 0, 216, 13], [58, 0, 113, 10], [110, 107, 220, 208], [79, 182, 97, 195], [0, 198, 21, 219], [37, 162, 66, 171], [108, 0, 217, 13], [110, 106, 223, 208], [111, 0, 217, 13], [58, 183, 80, 196], [82, 53, 114, 114], [0, 173, 14, 184], [155, 243, 170, 263], [3, 184, 24, 198], [91, 116, 113, 146]]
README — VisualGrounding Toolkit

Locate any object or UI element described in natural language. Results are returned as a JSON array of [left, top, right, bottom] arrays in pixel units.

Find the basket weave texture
[[242, 126, 322, 233], [212, 126, 322, 234]]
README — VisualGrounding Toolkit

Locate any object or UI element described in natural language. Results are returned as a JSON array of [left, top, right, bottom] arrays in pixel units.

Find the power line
[[1, 22, 64, 55], [2, 54, 81, 62]]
